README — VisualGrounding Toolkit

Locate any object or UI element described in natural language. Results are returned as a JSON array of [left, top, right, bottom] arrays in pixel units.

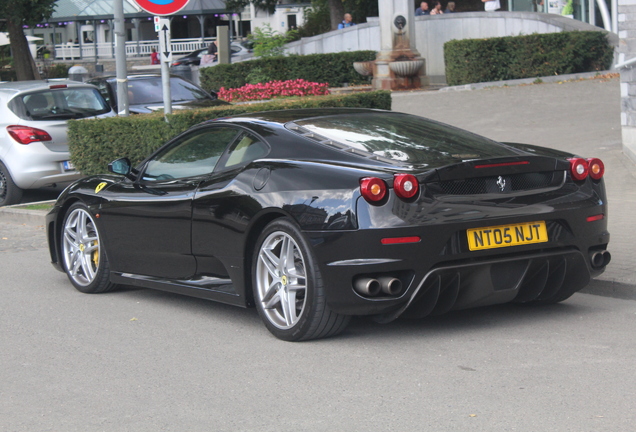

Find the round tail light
[[587, 158, 605, 180], [360, 177, 387, 203], [568, 158, 588, 181], [393, 174, 419, 200]]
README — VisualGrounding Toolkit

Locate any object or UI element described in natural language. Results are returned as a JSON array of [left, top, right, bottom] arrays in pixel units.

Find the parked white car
[[0, 80, 114, 206]]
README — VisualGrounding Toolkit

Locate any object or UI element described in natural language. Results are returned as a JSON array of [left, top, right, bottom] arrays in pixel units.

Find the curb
[[0, 201, 52, 227], [437, 70, 616, 93], [580, 279, 636, 301]]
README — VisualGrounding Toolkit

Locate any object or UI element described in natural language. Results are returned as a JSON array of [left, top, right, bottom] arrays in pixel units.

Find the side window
[[220, 132, 269, 170], [91, 81, 112, 106], [143, 127, 240, 181]]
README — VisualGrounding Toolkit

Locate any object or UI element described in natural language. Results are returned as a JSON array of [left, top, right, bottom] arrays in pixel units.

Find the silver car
[[0, 80, 113, 206]]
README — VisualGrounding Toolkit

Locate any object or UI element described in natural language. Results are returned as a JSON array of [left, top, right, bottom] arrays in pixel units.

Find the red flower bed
[[218, 79, 329, 102]]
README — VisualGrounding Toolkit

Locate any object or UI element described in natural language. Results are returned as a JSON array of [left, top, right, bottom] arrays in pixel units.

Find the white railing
[[54, 38, 212, 60]]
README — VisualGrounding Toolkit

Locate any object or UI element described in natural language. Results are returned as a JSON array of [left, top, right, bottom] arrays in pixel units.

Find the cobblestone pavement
[[0, 221, 48, 253]]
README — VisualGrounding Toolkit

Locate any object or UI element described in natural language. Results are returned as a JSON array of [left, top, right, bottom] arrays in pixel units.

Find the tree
[[224, 0, 278, 14], [0, 0, 56, 81]]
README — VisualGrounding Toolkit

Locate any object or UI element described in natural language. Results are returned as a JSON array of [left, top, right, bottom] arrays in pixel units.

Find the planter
[[353, 61, 374, 77], [389, 60, 424, 77]]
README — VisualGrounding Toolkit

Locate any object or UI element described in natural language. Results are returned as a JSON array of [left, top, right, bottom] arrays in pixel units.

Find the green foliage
[[0, 0, 56, 26], [562, 0, 574, 15], [245, 67, 272, 84], [296, 1, 331, 38], [248, 24, 298, 58], [444, 31, 614, 86], [200, 50, 377, 90], [44, 63, 70, 79], [68, 91, 391, 175], [224, 0, 277, 14]]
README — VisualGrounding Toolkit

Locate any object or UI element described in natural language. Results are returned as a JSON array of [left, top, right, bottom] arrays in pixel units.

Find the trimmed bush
[[200, 51, 377, 92], [68, 90, 391, 175], [444, 31, 613, 86]]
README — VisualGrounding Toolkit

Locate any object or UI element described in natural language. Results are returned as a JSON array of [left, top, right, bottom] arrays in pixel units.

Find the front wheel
[[0, 162, 23, 206], [253, 218, 350, 341], [61, 203, 116, 293]]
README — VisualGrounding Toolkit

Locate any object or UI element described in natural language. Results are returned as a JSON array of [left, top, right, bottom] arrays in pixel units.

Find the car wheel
[[0, 162, 24, 206], [61, 203, 116, 293], [253, 218, 350, 341]]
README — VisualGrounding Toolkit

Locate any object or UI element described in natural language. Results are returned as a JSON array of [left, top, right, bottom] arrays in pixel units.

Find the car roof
[[0, 79, 96, 93], [218, 108, 391, 125]]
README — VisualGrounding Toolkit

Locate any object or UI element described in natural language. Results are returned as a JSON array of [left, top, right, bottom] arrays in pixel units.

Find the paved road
[[1, 77, 635, 431]]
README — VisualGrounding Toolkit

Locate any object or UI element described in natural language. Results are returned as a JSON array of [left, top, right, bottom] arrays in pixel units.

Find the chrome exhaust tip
[[354, 277, 381, 297], [378, 276, 403, 296]]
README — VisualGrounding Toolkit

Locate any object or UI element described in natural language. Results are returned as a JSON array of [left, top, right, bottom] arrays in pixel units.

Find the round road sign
[[133, 0, 189, 16]]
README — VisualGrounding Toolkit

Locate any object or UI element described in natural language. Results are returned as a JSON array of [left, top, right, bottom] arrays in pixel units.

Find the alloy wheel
[[62, 208, 101, 287], [255, 230, 308, 329]]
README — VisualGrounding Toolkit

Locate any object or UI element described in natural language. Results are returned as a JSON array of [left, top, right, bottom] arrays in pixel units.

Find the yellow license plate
[[467, 221, 548, 251]]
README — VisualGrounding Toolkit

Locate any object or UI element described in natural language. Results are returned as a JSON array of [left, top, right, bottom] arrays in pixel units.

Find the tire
[[0, 161, 23, 206], [61, 203, 116, 293], [252, 218, 350, 341]]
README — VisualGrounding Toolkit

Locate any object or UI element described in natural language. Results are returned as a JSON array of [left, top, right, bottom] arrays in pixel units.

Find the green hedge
[[444, 31, 613, 86], [68, 90, 391, 175], [200, 51, 377, 92]]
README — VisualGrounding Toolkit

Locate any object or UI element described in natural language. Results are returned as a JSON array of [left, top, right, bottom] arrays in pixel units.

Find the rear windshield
[[115, 77, 212, 105], [9, 87, 111, 120], [292, 112, 517, 165]]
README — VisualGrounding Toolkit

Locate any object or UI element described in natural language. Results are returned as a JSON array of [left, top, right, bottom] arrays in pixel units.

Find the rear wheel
[[253, 218, 350, 341], [0, 162, 23, 206], [61, 203, 116, 293]]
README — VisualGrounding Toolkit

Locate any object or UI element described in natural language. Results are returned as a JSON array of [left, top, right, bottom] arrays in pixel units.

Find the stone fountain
[[355, 0, 429, 91]]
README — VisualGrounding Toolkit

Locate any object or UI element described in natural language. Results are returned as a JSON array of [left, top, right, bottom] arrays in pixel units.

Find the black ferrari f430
[[46, 109, 610, 341]]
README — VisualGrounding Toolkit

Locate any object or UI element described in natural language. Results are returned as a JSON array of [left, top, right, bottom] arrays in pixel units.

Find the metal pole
[[114, 0, 129, 116], [159, 18, 172, 116]]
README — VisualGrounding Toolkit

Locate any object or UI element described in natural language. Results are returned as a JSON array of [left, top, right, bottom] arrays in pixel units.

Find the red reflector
[[586, 214, 604, 222], [7, 125, 52, 144], [49, 84, 68, 89], [381, 236, 421, 245], [474, 161, 530, 169]]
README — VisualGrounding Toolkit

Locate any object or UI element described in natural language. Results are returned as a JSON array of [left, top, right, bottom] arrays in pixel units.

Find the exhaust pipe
[[378, 276, 403, 296], [590, 250, 611, 269], [602, 251, 611, 267], [354, 277, 381, 297]]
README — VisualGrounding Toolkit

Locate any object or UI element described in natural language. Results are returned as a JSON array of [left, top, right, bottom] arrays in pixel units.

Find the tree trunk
[[328, 0, 346, 31], [7, 19, 41, 81]]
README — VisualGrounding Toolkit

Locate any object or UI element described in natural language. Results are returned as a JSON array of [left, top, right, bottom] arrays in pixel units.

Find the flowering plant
[[218, 79, 329, 102]]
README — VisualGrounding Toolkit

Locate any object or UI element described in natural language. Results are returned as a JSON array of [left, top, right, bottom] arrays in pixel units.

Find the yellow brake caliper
[[92, 240, 99, 267]]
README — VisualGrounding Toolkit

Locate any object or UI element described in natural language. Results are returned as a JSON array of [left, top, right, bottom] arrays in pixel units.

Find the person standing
[[482, 0, 501, 11], [415, 1, 430, 15], [338, 13, 355, 29], [430, 1, 444, 15], [150, 48, 159, 65], [445, 1, 456, 12]]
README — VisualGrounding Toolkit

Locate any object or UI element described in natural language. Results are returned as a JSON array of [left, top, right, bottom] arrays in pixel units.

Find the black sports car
[[86, 74, 228, 114], [46, 108, 611, 341]]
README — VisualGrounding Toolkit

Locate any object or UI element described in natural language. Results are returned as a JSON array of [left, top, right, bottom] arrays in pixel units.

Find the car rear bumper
[[306, 212, 609, 318], [2, 141, 80, 189]]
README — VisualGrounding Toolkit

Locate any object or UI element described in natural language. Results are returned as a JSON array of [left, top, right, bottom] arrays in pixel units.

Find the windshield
[[292, 112, 517, 165], [120, 77, 212, 105], [10, 87, 111, 120]]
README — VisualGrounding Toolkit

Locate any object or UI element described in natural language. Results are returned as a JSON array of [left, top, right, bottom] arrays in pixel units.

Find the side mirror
[[108, 157, 135, 180]]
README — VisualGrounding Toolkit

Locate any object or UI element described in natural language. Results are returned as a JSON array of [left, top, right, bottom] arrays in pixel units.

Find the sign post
[[131, 0, 191, 117], [158, 18, 172, 115]]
